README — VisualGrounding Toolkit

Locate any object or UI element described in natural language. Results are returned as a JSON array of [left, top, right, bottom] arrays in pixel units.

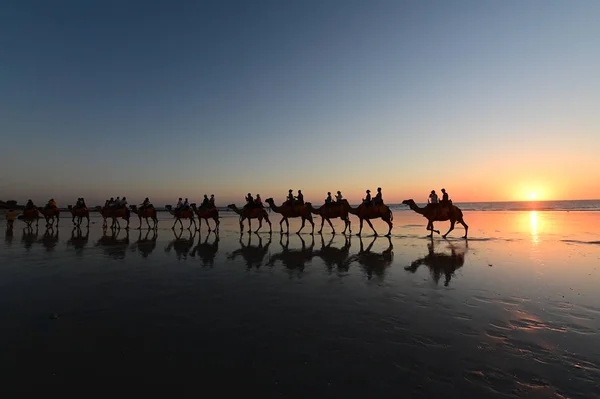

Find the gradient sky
[[1, 0, 599, 206]]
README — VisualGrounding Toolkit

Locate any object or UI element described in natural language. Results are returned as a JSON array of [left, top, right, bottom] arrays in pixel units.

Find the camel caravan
[[9, 187, 468, 238]]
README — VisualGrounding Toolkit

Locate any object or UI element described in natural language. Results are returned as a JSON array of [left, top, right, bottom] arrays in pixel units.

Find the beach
[[1, 209, 600, 396]]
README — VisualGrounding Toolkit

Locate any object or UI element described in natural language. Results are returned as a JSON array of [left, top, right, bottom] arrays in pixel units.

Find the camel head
[[402, 199, 415, 206], [190, 203, 197, 209], [129, 205, 137, 211], [227, 204, 236, 210], [165, 205, 173, 211], [265, 198, 275, 204], [67, 205, 73, 210]]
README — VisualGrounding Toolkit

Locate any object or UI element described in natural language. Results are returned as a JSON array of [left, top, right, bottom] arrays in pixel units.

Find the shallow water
[[2, 210, 600, 396]]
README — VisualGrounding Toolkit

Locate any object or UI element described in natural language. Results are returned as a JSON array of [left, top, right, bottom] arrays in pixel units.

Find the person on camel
[[46, 198, 57, 209], [373, 187, 383, 205], [25, 199, 36, 210], [183, 198, 190, 209], [176, 198, 183, 210], [140, 197, 151, 210], [428, 190, 439, 204], [209, 194, 216, 208], [296, 190, 304, 205], [255, 194, 263, 208], [108, 197, 115, 208], [335, 191, 343, 203], [325, 192, 333, 207], [362, 190, 372, 206], [440, 188, 450, 207], [112, 197, 121, 209], [201, 195, 210, 209], [80, 198, 88, 209], [244, 193, 254, 210], [286, 190, 294, 206]]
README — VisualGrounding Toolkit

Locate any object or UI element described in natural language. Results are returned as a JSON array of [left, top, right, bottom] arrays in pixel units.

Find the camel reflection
[[189, 231, 219, 267], [344, 236, 393, 280], [404, 238, 467, 286], [266, 234, 315, 275], [165, 229, 196, 260], [21, 226, 39, 250], [38, 227, 59, 252], [130, 228, 158, 258], [67, 227, 89, 253], [315, 234, 352, 273], [96, 227, 130, 259], [228, 233, 272, 269]]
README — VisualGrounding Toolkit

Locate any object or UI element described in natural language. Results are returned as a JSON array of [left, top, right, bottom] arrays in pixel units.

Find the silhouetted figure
[[45, 198, 57, 209], [286, 189, 294, 206], [244, 193, 255, 210], [325, 192, 333, 207], [255, 194, 263, 208], [428, 190, 439, 204], [335, 191, 343, 202], [25, 199, 35, 210], [374, 187, 383, 205], [441, 188, 449, 206], [183, 197, 190, 209], [176, 197, 183, 210], [201, 194, 210, 209], [209, 194, 216, 208], [296, 190, 304, 205], [363, 190, 372, 206], [6, 209, 17, 231], [140, 197, 151, 210]]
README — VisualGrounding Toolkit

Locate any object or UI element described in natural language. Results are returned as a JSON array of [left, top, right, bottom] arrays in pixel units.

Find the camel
[[264, 198, 314, 235], [165, 229, 196, 260], [404, 238, 467, 286], [99, 206, 130, 230], [189, 231, 220, 267], [129, 229, 158, 258], [19, 208, 40, 228], [228, 232, 272, 269], [38, 207, 60, 227], [402, 199, 468, 238], [336, 200, 393, 237], [227, 204, 272, 234], [191, 204, 220, 233], [68, 205, 90, 227], [67, 226, 89, 253], [305, 202, 351, 235], [165, 205, 197, 230], [343, 236, 393, 280], [95, 227, 130, 260], [129, 205, 158, 230]]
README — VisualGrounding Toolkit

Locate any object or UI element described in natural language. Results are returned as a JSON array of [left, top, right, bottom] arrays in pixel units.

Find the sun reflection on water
[[530, 211, 539, 244]]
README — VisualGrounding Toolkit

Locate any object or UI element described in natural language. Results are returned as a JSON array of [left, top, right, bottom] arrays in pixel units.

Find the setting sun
[[529, 193, 537, 200]]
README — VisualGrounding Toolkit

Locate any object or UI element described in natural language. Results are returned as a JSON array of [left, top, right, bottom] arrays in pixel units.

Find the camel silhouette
[[305, 202, 351, 235], [404, 238, 467, 286], [189, 231, 220, 267], [402, 199, 468, 238], [165, 204, 197, 230], [191, 204, 220, 233], [68, 205, 90, 227], [129, 205, 158, 230], [227, 204, 272, 234], [228, 232, 272, 270], [264, 198, 315, 235]]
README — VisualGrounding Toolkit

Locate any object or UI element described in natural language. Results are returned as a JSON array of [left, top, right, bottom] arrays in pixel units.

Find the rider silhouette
[[201, 195, 210, 209], [335, 191, 343, 203], [209, 194, 215, 208], [325, 192, 333, 207], [363, 190, 372, 206], [374, 188, 383, 205], [296, 190, 304, 205], [441, 188, 450, 206]]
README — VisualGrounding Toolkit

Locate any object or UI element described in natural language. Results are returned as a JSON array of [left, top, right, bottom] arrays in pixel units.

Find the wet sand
[[1, 210, 599, 396]]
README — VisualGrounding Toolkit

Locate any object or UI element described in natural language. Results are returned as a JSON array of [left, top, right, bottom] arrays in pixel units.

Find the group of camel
[[14, 197, 469, 238]]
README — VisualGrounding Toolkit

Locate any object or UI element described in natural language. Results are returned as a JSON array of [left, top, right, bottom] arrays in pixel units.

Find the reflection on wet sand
[[316, 234, 352, 273], [404, 238, 467, 286], [39, 227, 59, 252], [21, 226, 39, 250], [165, 229, 196, 260], [267, 234, 316, 275], [344, 236, 393, 280], [96, 227, 130, 259], [189, 232, 219, 267], [130, 228, 158, 258], [67, 227, 89, 253], [228, 232, 272, 269]]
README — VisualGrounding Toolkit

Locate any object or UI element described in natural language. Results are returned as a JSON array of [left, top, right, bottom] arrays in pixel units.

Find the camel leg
[[188, 219, 193, 230], [248, 218, 252, 234], [297, 218, 306, 234], [255, 218, 262, 234], [266, 216, 272, 234], [125, 218, 130, 230], [326, 218, 335, 234], [443, 221, 456, 239], [214, 217, 220, 233], [239, 216, 245, 233], [279, 217, 285, 234], [459, 218, 469, 238], [318, 217, 325, 234], [309, 217, 314, 235], [356, 219, 364, 236], [365, 219, 378, 236], [385, 218, 393, 237], [341, 218, 348, 234]]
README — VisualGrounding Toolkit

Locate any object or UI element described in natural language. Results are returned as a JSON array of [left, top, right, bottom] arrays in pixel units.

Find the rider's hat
[[366, 189, 371, 193]]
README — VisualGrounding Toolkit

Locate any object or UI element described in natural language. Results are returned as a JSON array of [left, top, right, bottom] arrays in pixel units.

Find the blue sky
[[1, 0, 599, 206]]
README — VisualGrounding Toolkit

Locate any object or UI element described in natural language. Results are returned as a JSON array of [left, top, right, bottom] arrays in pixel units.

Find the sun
[[528, 192, 537, 200]]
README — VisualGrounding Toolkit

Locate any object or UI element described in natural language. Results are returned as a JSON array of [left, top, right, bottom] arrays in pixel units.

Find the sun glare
[[529, 193, 537, 200]]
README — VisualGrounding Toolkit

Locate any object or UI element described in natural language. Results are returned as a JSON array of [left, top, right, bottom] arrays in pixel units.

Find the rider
[[6, 209, 17, 230], [245, 193, 254, 209], [183, 198, 190, 209], [374, 187, 383, 205], [113, 197, 121, 209], [255, 194, 263, 208], [335, 191, 343, 203], [25, 199, 35, 210], [201, 195, 210, 209], [286, 189, 294, 206], [441, 188, 450, 206], [296, 190, 304, 205], [121, 197, 128, 209], [80, 197, 88, 209], [176, 198, 183, 210], [46, 198, 57, 209], [209, 194, 216, 208], [428, 190, 439, 204], [363, 190, 372, 206], [325, 192, 333, 207], [141, 197, 151, 210], [108, 197, 115, 208]]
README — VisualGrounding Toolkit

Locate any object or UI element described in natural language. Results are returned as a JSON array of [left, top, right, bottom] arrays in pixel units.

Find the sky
[[1, 0, 599, 206]]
